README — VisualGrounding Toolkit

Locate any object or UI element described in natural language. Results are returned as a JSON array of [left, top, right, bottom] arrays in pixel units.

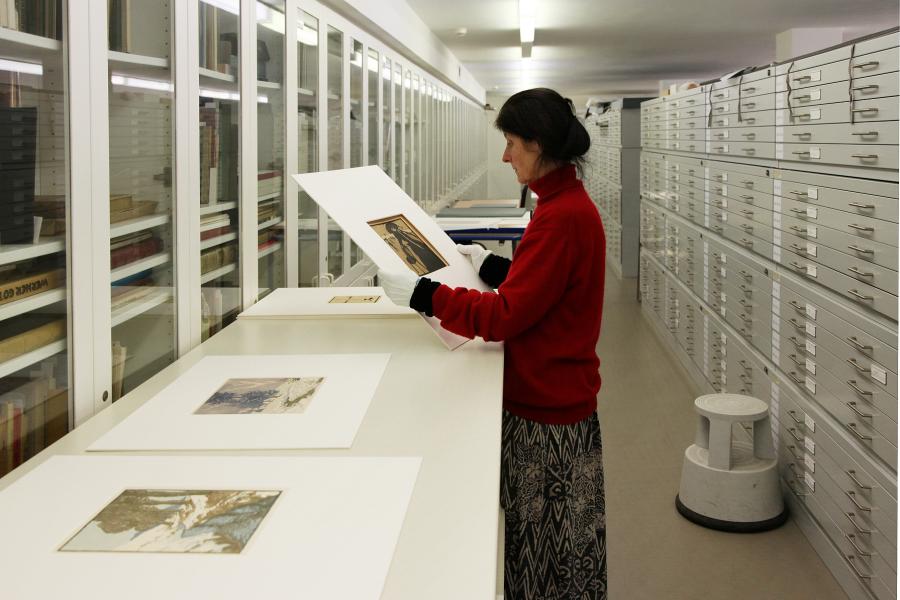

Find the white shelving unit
[[110, 289, 172, 327], [0, 240, 67, 267], [200, 232, 237, 251], [110, 214, 171, 239], [200, 262, 237, 285], [0, 340, 67, 380], [257, 217, 283, 231], [199, 201, 238, 215], [0, 26, 60, 61], [110, 253, 171, 283], [0, 290, 67, 322], [258, 241, 283, 259]]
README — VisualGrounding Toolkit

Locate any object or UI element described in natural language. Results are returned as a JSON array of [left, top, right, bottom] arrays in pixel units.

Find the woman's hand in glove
[[457, 243, 491, 273]]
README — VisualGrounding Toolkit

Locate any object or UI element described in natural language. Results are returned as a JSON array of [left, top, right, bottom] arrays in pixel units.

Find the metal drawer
[[779, 196, 898, 248], [777, 97, 899, 126], [776, 277, 898, 367], [721, 200, 774, 229], [781, 121, 900, 145], [720, 210, 775, 243], [776, 175, 898, 224], [670, 130, 704, 144], [778, 252, 897, 321], [709, 74, 776, 100], [779, 229, 898, 296], [712, 222, 776, 261], [709, 111, 776, 128], [778, 47, 900, 91], [778, 72, 900, 109], [780, 142, 899, 171], [782, 366, 898, 471], [709, 125, 775, 143], [779, 212, 898, 271], [708, 170, 775, 196], [711, 93, 779, 115], [709, 141, 776, 159]]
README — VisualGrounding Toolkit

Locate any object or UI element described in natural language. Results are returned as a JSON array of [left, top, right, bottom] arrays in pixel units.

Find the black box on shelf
[[0, 107, 37, 245]]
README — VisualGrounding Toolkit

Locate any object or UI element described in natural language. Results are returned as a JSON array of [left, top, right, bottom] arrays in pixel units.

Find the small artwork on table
[[329, 295, 381, 304], [194, 377, 325, 415], [367, 214, 448, 276], [59, 489, 280, 554]]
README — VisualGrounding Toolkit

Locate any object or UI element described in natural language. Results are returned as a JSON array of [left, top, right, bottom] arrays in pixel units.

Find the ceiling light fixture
[[519, 0, 535, 57]]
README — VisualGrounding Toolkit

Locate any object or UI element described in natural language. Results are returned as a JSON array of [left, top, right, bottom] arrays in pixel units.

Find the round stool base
[[675, 494, 789, 533]]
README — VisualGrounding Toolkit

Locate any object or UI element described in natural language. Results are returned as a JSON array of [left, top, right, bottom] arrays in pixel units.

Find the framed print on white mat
[[89, 354, 390, 451], [238, 286, 416, 319], [0, 455, 420, 600], [294, 166, 492, 350]]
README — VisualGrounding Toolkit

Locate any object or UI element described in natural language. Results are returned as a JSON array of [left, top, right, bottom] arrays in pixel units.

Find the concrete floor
[[496, 269, 850, 600]]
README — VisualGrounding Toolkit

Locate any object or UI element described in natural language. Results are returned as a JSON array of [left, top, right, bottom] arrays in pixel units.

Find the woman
[[380, 87, 607, 600]]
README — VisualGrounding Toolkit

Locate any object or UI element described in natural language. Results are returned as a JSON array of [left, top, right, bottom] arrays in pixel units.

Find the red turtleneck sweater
[[432, 164, 606, 424]]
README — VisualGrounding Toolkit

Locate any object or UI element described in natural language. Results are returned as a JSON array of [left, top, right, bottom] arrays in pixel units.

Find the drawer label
[[720, 305, 727, 318], [806, 242, 817, 257], [720, 266, 726, 278], [772, 281, 781, 300], [773, 180, 782, 197], [805, 304, 817, 320], [809, 147, 821, 160], [805, 340, 816, 356], [776, 143, 784, 160], [804, 435, 815, 454], [807, 187, 818, 200], [806, 264, 817, 278], [804, 414, 815, 432], [806, 206, 818, 219], [804, 453, 815, 473], [805, 322, 816, 338], [776, 110, 785, 126], [870, 363, 887, 386], [809, 109, 822, 121], [805, 375, 816, 395], [805, 357, 817, 375], [775, 126, 784, 143], [806, 226, 817, 238], [804, 472, 816, 492]]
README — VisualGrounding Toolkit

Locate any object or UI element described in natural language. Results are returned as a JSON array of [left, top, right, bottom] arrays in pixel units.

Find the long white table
[[0, 315, 504, 600]]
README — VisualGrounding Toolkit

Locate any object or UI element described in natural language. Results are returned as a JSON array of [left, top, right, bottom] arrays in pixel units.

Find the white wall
[[484, 93, 521, 200]]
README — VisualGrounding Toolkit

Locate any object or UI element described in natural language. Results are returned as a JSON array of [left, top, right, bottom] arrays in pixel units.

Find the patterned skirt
[[500, 410, 607, 600]]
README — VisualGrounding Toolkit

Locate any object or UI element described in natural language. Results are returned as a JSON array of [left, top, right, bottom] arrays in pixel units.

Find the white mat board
[[0, 455, 420, 600], [238, 286, 416, 319], [294, 166, 491, 349], [89, 354, 390, 451]]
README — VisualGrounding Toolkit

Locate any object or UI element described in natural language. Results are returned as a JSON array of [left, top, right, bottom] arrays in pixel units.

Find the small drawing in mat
[[194, 377, 325, 415], [368, 214, 448, 276], [329, 295, 381, 304], [59, 489, 280, 554]]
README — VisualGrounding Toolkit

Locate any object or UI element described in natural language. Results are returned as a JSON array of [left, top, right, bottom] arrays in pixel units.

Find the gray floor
[[594, 270, 849, 600]]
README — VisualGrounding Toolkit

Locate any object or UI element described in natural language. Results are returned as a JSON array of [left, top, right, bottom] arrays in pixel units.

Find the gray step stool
[[676, 393, 788, 532]]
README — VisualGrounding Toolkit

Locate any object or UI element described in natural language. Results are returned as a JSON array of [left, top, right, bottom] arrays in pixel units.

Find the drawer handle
[[851, 85, 879, 92], [847, 223, 874, 232], [851, 154, 879, 161], [846, 555, 872, 581], [847, 289, 874, 302], [794, 95, 812, 102], [790, 243, 811, 255], [740, 224, 753, 232], [791, 132, 812, 137], [739, 270, 752, 281], [846, 358, 870, 373], [847, 244, 874, 255], [789, 190, 809, 197], [739, 238, 753, 247], [739, 284, 752, 295], [847, 423, 873, 442], [789, 226, 807, 236], [851, 108, 878, 114], [845, 534, 872, 557], [787, 426, 804, 442], [788, 371, 806, 386], [744, 117, 756, 124], [847, 379, 873, 398], [846, 401, 873, 420], [743, 102, 756, 108], [788, 318, 805, 331], [740, 180, 754, 185], [787, 444, 803, 461], [845, 512, 872, 535], [850, 131, 878, 138], [788, 354, 806, 368], [789, 336, 806, 351], [789, 261, 808, 273], [846, 470, 872, 491], [845, 337, 872, 352], [715, 106, 726, 112], [711, 225, 723, 233], [847, 266, 874, 278], [738, 359, 751, 372], [789, 482, 809, 497], [791, 151, 811, 156], [714, 133, 727, 138], [845, 490, 872, 512], [792, 75, 813, 83], [714, 120, 727, 126], [713, 146, 727, 151], [714, 93, 726, 98], [847, 202, 875, 209], [740, 195, 754, 201], [741, 133, 755, 138], [787, 409, 803, 424], [788, 208, 808, 215], [852, 60, 879, 69], [788, 300, 804, 313], [788, 463, 804, 479], [740, 148, 755, 154], [794, 113, 815, 119], [742, 87, 756, 93]]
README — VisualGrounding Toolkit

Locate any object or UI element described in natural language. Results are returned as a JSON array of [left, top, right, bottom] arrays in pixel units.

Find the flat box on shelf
[[0, 317, 66, 363], [0, 268, 64, 307]]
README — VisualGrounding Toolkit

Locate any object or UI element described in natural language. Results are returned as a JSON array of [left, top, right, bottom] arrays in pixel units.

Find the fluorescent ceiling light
[[519, 0, 535, 44], [0, 58, 42, 75], [110, 74, 172, 92]]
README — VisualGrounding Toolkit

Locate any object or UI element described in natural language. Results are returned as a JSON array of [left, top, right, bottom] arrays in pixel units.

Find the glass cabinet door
[[325, 25, 343, 281], [381, 56, 391, 178], [0, 2, 70, 477], [198, 0, 241, 341], [349, 39, 362, 169], [403, 68, 411, 195], [392, 63, 401, 186], [367, 48, 379, 168], [256, 0, 285, 299], [296, 10, 318, 287], [107, 0, 177, 400]]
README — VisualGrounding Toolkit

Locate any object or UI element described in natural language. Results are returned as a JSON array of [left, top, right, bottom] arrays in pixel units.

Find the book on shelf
[[110, 232, 163, 269], [107, 0, 132, 53], [200, 243, 236, 275], [0, 315, 65, 364], [258, 170, 283, 197], [200, 212, 230, 230], [110, 194, 158, 224], [0, 107, 37, 245], [111, 341, 127, 401], [0, 265, 64, 308], [5, 0, 61, 40], [200, 105, 221, 205], [200, 225, 232, 242]]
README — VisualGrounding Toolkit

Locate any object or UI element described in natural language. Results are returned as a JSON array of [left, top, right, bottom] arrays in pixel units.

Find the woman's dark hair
[[494, 88, 590, 174]]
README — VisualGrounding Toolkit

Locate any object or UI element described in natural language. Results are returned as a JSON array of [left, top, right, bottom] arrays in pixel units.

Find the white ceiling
[[405, 0, 899, 104]]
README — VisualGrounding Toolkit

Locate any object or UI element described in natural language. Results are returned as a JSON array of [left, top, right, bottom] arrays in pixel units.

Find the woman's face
[[502, 132, 543, 185]]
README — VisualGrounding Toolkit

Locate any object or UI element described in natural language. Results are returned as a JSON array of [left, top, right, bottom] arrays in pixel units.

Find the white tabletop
[[238, 286, 417, 319], [0, 316, 504, 600]]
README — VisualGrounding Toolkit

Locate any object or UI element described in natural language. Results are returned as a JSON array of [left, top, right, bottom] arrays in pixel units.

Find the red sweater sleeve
[[431, 212, 572, 342]]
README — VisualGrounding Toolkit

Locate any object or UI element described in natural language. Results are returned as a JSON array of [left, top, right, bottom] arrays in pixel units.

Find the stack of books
[[110, 231, 163, 270], [0, 0, 61, 39], [201, 243, 237, 275], [0, 107, 37, 245], [110, 194, 158, 224], [0, 260, 64, 307], [0, 315, 65, 364], [199, 105, 220, 205], [258, 170, 282, 198], [0, 376, 67, 477]]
